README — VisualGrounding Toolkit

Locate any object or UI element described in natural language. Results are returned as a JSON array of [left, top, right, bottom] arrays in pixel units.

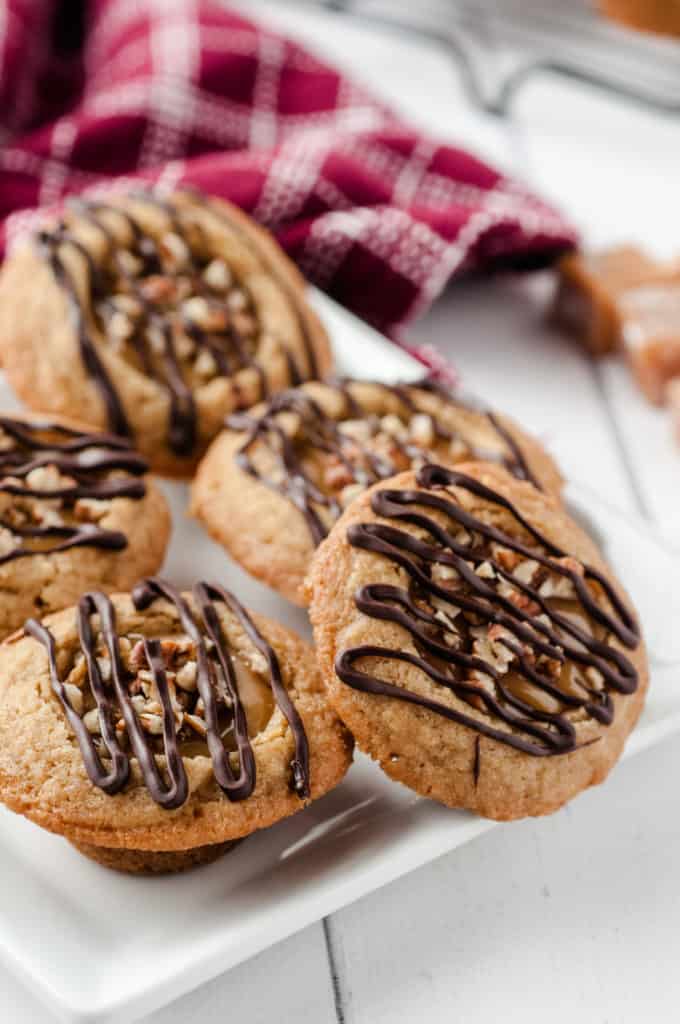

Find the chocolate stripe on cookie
[[0, 417, 147, 565], [335, 464, 640, 757], [229, 377, 539, 545], [25, 578, 310, 809], [25, 608, 131, 797], [199, 189, 319, 378], [35, 190, 313, 456], [36, 226, 132, 438], [191, 581, 310, 800], [25, 591, 187, 807]]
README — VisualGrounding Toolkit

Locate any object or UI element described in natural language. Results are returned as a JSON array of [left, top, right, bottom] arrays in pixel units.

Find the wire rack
[[293, 0, 680, 116]]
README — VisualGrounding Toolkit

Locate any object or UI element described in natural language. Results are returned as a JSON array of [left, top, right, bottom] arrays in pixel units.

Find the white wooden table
[[4, 4, 680, 1021]]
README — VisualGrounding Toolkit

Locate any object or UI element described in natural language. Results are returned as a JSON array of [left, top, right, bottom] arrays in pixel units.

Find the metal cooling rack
[[296, 0, 680, 116]]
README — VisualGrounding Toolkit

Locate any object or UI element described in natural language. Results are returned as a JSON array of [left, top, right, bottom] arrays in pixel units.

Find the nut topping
[[409, 413, 435, 447], [96, 656, 112, 682], [83, 708, 101, 734], [176, 660, 198, 691], [85, 212, 264, 401], [140, 274, 178, 305], [63, 683, 84, 716], [108, 310, 135, 347], [116, 249, 143, 277], [324, 462, 354, 491], [203, 259, 232, 291], [110, 294, 143, 318], [194, 349, 218, 379], [338, 419, 372, 443], [74, 498, 110, 523], [226, 288, 248, 313], [340, 483, 364, 508], [0, 528, 17, 556], [140, 713, 164, 735], [160, 232, 190, 271], [147, 323, 167, 355], [71, 623, 275, 757], [380, 414, 407, 440]]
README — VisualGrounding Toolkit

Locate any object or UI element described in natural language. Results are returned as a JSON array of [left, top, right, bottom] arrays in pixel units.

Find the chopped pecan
[[203, 258, 232, 291]]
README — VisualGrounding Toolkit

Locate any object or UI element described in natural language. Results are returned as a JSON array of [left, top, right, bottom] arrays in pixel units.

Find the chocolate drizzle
[[35, 190, 316, 456], [0, 417, 147, 565], [334, 464, 640, 757], [36, 227, 131, 438], [25, 578, 310, 809], [229, 377, 539, 546]]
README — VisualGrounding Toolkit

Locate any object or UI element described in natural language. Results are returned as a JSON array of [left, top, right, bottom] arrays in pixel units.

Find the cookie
[[0, 577, 353, 873], [0, 188, 332, 476], [308, 462, 648, 820], [0, 414, 170, 638], [191, 377, 563, 605]]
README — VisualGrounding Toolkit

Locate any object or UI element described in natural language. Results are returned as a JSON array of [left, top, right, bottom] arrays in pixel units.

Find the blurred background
[[291, 0, 680, 117]]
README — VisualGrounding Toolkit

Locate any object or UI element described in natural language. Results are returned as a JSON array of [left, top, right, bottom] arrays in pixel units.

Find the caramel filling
[[67, 630, 275, 760]]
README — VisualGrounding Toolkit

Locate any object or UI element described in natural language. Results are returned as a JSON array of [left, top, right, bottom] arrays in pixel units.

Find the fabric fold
[[0, 0, 576, 338]]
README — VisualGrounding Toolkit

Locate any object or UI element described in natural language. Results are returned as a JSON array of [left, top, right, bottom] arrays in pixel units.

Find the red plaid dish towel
[[0, 0, 576, 343]]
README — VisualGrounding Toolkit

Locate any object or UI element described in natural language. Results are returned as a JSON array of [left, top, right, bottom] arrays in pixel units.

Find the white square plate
[[0, 291, 678, 1024]]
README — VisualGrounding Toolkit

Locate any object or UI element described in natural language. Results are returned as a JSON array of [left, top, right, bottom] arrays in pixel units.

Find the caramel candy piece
[[599, 0, 680, 37], [552, 246, 670, 355], [620, 284, 680, 405], [668, 379, 680, 443]]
